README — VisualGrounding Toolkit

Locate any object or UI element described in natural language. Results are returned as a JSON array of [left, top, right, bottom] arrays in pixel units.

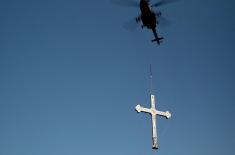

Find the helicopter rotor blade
[[123, 17, 140, 32], [157, 16, 171, 28], [111, 0, 139, 8], [151, 0, 178, 7]]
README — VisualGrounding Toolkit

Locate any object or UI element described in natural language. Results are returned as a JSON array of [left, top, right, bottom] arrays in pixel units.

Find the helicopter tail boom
[[151, 28, 163, 45]]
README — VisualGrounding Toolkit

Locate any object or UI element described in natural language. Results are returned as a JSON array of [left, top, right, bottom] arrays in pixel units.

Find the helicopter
[[112, 0, 176, 44]]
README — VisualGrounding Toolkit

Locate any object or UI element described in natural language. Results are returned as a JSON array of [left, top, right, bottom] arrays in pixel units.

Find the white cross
[[135, 94, 171, 149]]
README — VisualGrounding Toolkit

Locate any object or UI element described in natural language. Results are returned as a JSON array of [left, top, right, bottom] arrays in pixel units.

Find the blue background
[[0, 0, 235, 154]]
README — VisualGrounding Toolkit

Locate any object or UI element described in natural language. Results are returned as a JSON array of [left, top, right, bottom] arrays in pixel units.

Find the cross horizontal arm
[[135, 105, 152, 114], [156, 110, 171, 119]]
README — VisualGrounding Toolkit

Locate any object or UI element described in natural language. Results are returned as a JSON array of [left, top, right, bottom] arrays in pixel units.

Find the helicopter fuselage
[[139, 0, 157, 29]]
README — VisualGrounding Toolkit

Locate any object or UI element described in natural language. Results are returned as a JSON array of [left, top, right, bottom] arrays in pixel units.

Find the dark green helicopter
[[112, 0, 176, 45]]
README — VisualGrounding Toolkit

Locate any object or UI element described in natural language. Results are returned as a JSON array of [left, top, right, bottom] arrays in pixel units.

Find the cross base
[[152, 137, 158, 149]]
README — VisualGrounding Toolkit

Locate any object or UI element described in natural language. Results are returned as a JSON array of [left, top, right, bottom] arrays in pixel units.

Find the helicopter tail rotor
[[152, 37, 164, 44]]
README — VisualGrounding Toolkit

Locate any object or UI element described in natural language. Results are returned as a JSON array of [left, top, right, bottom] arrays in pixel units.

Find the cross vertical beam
[[151, 95, 157, 149]]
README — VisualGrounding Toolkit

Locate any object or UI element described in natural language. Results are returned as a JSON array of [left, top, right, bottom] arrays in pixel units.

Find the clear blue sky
[[0, 0, 235, 154]]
